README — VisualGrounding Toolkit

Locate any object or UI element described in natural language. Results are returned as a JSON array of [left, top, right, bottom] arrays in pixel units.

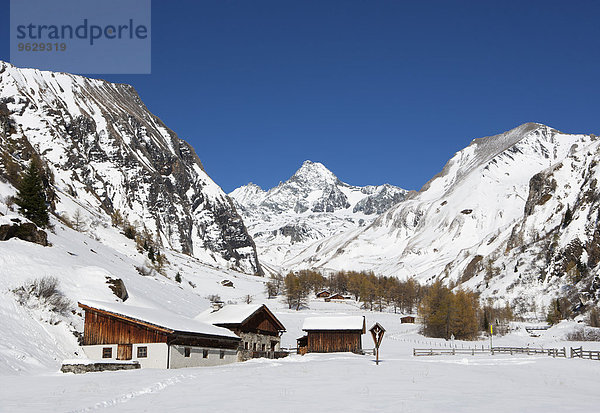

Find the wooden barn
[[297, 316, 365, 353], [195, 304, 286, 361], [325, 293, 352, 302], [316, 290, 331, 298], [78, 300, 240, 369], [401, 316, 415, 324]]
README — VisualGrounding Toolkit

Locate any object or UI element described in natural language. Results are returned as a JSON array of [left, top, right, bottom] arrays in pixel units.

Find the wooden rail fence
[[413, 347, 489, 356], [570, 346, 600, 360], [414, 345, 600, 360], [491, 346, 567, 358]]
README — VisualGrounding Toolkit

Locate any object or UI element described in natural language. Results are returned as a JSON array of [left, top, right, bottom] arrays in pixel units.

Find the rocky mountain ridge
[[0, 61, 261, 274], [230, 160, 407, 269], [284, 124, 600, 313]]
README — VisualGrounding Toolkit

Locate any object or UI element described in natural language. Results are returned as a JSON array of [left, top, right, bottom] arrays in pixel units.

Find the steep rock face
[[0, 216, 48, 246], [285, 124, 600, 310], [473, 139, 600, 313], [230, 160, 407, 269], [0, 61, 261, 274]]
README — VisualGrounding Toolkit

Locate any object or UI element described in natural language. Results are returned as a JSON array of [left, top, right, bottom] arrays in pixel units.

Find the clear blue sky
[[2, 0, 600, 192]]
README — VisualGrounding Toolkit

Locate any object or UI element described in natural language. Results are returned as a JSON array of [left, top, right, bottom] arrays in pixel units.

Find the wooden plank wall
[[83, 310, 168, 345], [307, 331, 362, 353], [246, 312, 279, 335]]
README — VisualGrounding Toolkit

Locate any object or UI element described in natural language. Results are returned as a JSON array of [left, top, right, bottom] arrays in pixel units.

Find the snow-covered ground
[[2, 303, 600, 413], [2, 160, 600, 412]]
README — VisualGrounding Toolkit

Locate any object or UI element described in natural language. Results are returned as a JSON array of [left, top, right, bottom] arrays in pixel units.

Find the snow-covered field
[[2, 307, 600, 413], [1, 176, 600, 412]]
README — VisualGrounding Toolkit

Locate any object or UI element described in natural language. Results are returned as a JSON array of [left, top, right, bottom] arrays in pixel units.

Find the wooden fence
[[491, 346, 567, 358], [413, 347, 489, 356], [570, 346, 600, 360], [414, 345, 600, 360]]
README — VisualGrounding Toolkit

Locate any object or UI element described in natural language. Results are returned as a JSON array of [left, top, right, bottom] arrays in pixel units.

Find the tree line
[[267, 269, 423, 313], [268, 270, 515, 340]]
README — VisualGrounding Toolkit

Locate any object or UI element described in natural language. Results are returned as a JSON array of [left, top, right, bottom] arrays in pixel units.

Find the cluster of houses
[[316, 290, 353, 302], [77, 299, 370, 370]]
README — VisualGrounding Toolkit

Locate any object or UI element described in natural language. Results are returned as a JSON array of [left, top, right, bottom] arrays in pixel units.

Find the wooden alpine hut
[[401, 316, 416, 324], [195, 304, 286, 361], [297, 316, 365, 353], [78, 300, 240, 369], [316, 290, 331, 298]]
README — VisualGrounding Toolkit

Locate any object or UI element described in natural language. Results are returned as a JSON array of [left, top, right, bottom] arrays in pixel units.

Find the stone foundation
[[61, 361, 140, 374]]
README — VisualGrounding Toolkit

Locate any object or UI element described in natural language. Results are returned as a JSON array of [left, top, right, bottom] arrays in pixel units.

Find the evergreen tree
[[15, 160, 49, 227], [563, 205, 573, 228]]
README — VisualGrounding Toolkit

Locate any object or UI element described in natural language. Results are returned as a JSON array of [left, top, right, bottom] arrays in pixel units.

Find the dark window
[[102, 347, 112, 358], [184, 347, 191, 357], [220, 350, 225, 359], [253, 343, 257, 351], [137, 346, 147, 358], [244, 342, 249, 350], [203, 349, 209, 358], [271, 341, 277, 351], [261, 344, 266, 351]]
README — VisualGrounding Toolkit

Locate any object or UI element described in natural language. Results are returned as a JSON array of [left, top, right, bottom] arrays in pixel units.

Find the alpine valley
[[1, 61, 600, 380]]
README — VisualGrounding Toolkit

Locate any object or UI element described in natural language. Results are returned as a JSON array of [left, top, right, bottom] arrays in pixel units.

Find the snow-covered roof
[[79, 300, 239, 339], [196, 304, 262, 324], [302, 316, 365, 332], [195, 304, 285, 331]]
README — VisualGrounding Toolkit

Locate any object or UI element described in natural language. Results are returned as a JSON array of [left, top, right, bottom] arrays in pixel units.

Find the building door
[[117, 344, 132, 360]]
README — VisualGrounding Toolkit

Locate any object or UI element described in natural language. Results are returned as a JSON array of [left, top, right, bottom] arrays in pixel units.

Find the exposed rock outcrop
[[0, 217, 48, 246]]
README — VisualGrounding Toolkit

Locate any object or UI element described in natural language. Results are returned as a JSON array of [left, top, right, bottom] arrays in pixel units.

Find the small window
[[102, 347, 112, 359], [253, 343, 257, 351], [184, 347, 191, 357], [203, 349, 209, 358], [261, 344, 266, 351], [219, 350, 225, 359], [244, 342, 249, 350], [137, 346, 147, 358]]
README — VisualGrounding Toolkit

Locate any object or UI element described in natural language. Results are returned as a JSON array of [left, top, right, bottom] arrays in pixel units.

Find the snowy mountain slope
[[0, 61, 260, 274], [0, 198, 267, 375], [458, 134, 600, 312], [286, 124, 600, 309], [230, 161, 407, 268]]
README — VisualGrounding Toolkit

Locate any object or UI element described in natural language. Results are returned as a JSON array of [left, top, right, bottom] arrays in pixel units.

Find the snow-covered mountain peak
[[288, 160, 340, 189], [229, 160, 406, 270], [418, 123, 569, 200], [229, 183, 267, 207]]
